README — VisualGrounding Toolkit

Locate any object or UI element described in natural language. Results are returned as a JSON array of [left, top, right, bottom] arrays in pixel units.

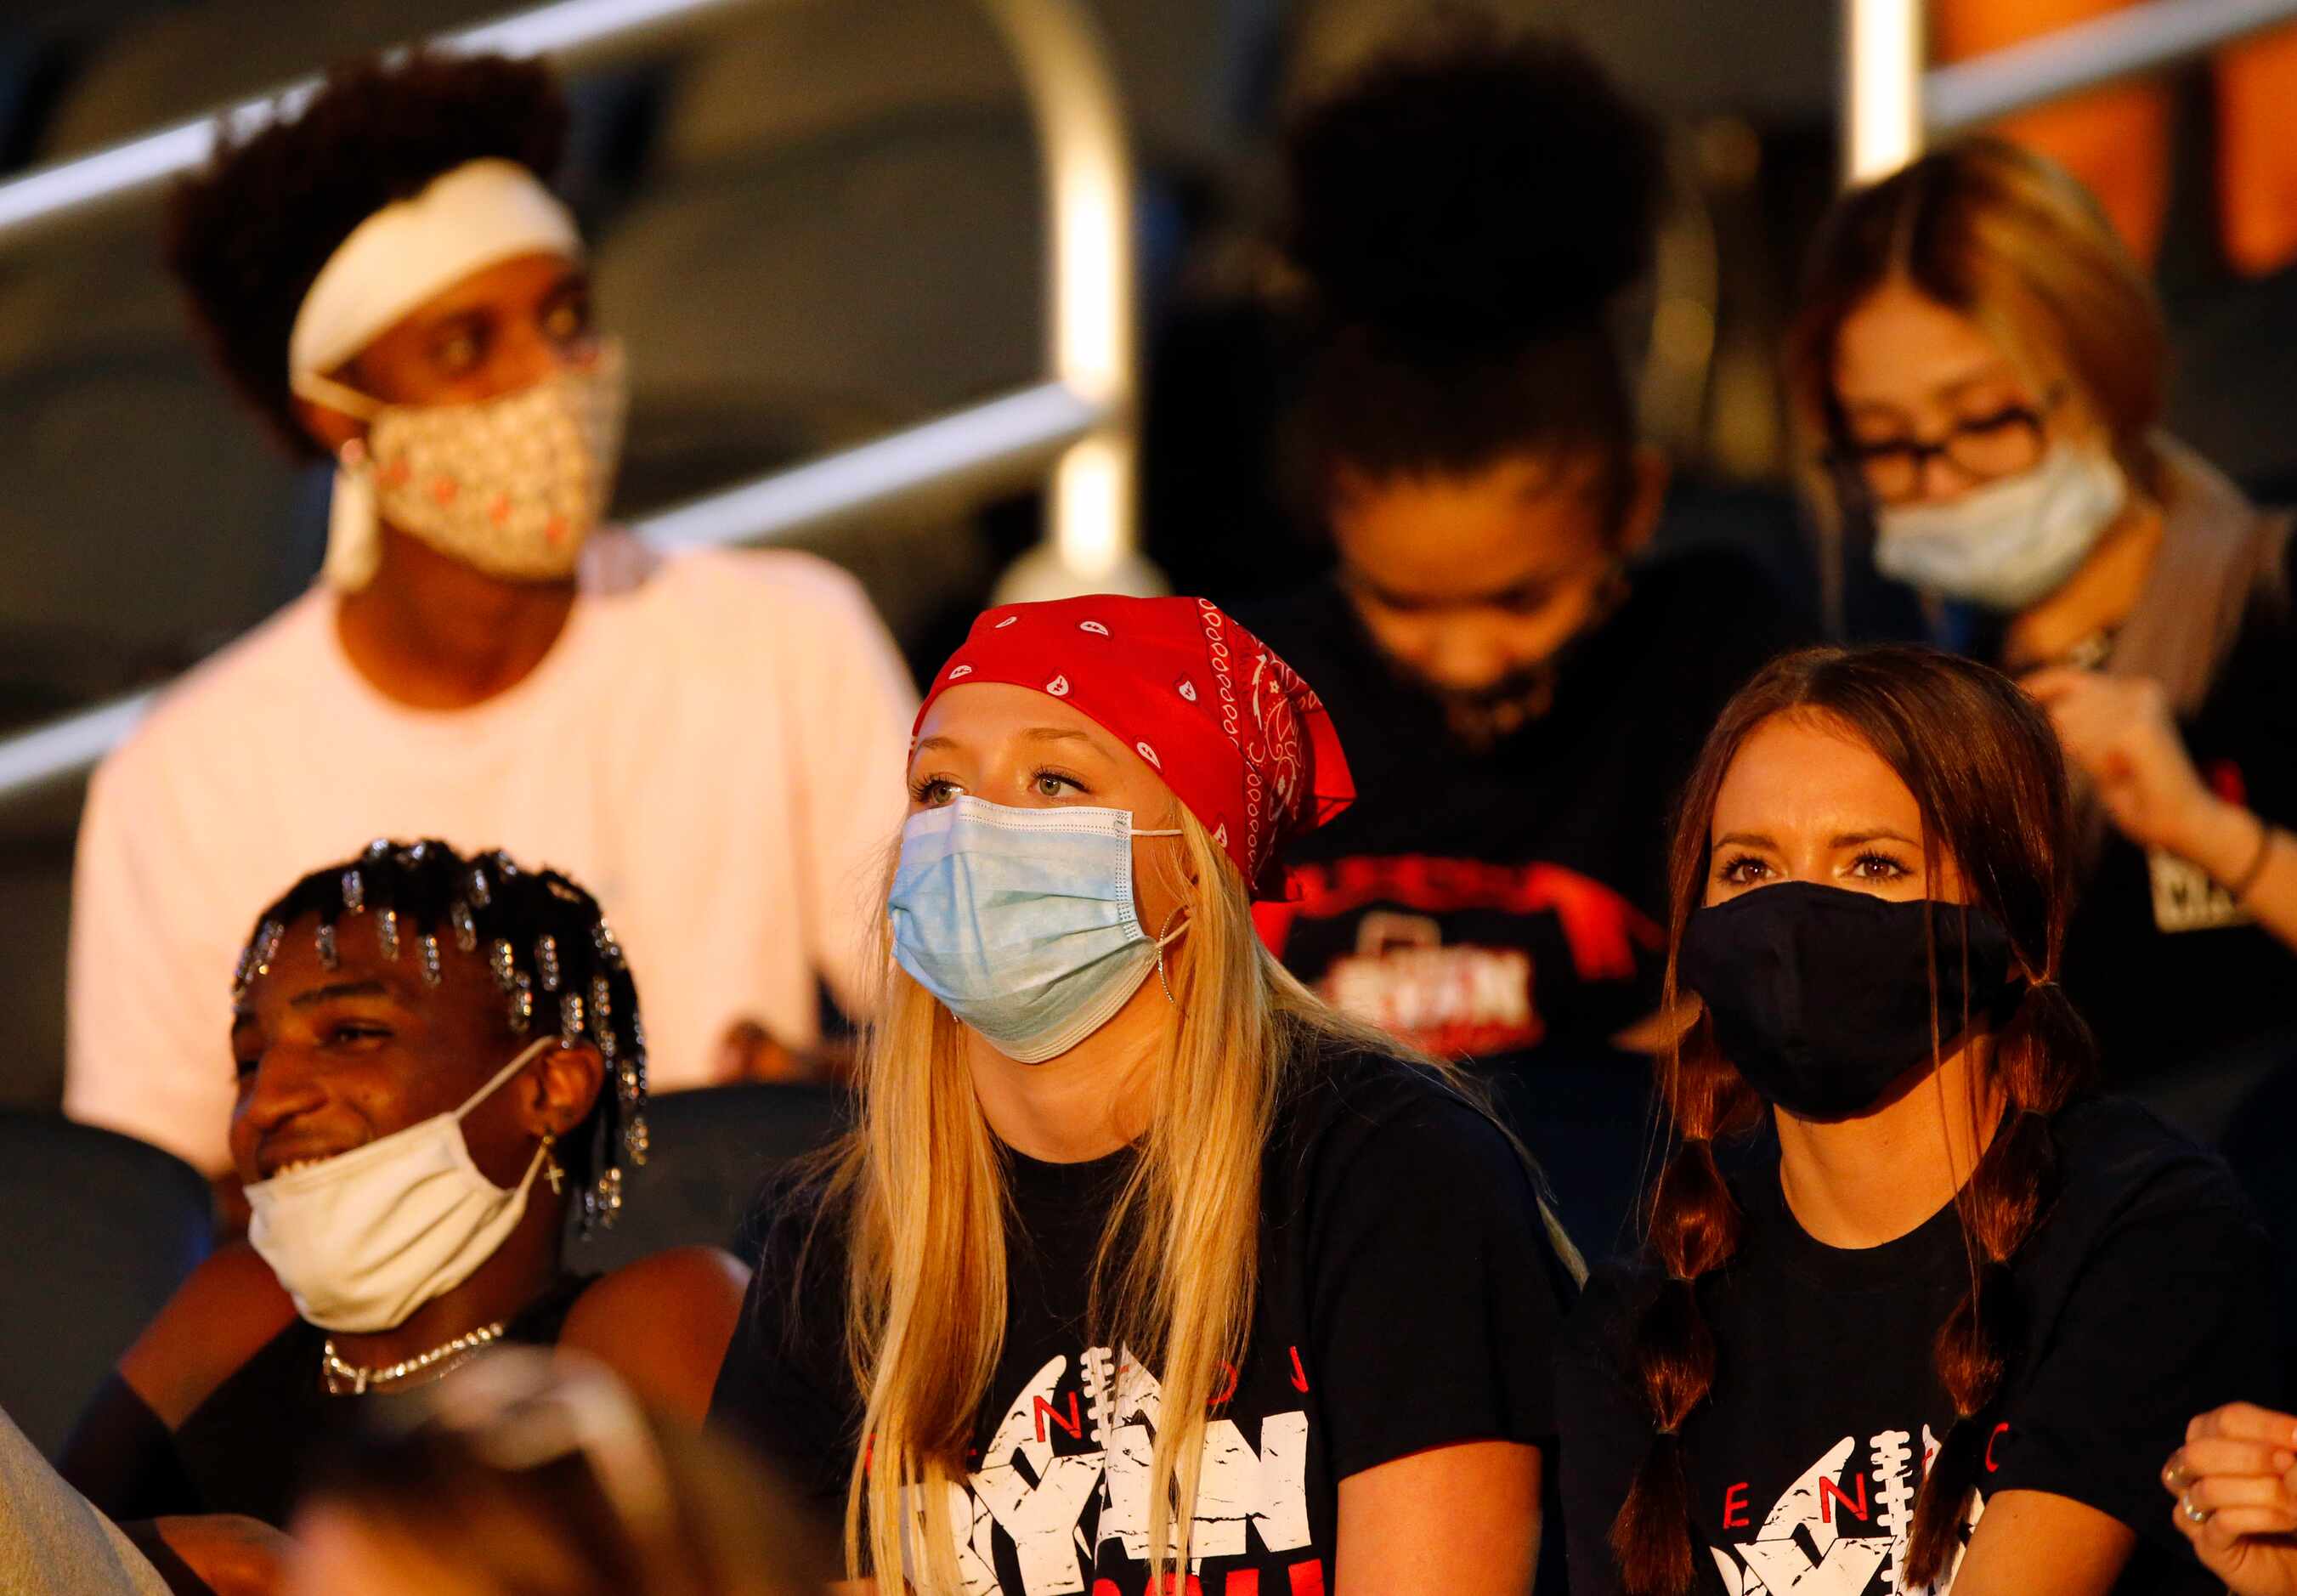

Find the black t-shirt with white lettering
[[710, 1029, 1576, 1594], [1245, 549, 1806, 1065], [1557, 1097, 2277, 1595]]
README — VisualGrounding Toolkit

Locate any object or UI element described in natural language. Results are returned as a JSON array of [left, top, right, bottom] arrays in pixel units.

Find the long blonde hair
[[809, 806, 1572, 1588]]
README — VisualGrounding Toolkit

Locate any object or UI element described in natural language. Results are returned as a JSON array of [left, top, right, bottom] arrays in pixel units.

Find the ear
[[291, 361, 372, 457], [518, 1043, 606, 1138], [1615, 445, 1671, 558]]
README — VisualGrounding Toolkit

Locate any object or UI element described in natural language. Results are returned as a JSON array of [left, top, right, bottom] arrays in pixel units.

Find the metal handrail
[[1844, 0, 2297, 182], [0, 382, 1101, 800], [0, 0, 1139, 801]]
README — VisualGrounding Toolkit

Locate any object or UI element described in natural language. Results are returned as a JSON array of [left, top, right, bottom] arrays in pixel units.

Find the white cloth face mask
[[246, 1036, 558, 1333], [295, 338, 627, 590], [1873, 437, 2128, 612]]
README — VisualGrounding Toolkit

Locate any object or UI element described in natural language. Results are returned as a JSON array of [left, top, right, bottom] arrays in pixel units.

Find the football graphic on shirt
[[1708, 1426, 1983, 1595], [921, 1343, 1319, 1595]]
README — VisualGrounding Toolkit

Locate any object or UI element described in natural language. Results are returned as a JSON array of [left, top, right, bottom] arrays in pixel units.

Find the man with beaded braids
[[56, 842, 747, 1591], [65, 48, 915, 1179]]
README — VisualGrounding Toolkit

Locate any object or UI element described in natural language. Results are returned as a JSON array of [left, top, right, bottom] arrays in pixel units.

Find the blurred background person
[[287, 1349, 833, 1596], [1787, 138, 2297, 1101], [65, 47, 917, 1187], [1239, 23, 1809, 1250], [60, 843, 745, 1591]]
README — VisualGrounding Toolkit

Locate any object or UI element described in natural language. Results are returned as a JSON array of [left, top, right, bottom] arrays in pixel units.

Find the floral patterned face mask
[[299, 339, 627, 586]]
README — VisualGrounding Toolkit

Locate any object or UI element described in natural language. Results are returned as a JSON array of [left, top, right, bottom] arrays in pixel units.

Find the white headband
[[286, 156, 581, 379]]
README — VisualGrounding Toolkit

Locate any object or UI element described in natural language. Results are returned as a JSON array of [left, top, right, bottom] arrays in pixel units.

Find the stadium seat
[[574, 1081, 852, 1272], [0, 1114, 211, 1461]]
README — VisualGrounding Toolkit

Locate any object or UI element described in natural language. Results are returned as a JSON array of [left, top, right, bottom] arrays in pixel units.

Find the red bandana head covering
[[914, 596, 1354, 896]]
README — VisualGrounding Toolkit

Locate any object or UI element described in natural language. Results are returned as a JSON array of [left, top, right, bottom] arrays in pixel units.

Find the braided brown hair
[[1610, 646, 2095, 1593]]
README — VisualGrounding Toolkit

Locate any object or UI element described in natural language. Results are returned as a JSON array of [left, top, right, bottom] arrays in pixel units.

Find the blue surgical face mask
[[888, 795, 1185, 1063]]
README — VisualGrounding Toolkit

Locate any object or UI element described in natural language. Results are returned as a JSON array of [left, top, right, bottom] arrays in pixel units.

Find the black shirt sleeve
[[1554, 1269, 1651, 1596], [1988, 1157, 2281, 1549], [55, 1373, 201, 1522], [708, 1183, 861, 1516], [1301, 1082, 1574, 1480]]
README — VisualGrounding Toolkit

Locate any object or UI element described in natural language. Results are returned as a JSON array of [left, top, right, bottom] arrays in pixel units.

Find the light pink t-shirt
[[65, 546, 917, 1170]]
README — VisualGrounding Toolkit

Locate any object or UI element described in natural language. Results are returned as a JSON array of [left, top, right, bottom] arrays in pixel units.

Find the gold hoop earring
[[1156, 906, 1190, 1007]]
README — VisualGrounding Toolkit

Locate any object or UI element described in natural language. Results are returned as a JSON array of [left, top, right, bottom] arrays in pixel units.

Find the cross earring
[[540, 1131, 564, 1196]]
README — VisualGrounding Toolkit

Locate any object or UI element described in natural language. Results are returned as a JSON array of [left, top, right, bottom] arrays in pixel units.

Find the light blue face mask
[[888, 795, 1185, 1063]]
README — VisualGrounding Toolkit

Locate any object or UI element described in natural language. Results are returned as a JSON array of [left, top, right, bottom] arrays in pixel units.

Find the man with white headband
[[65, 51, 915, 1176]]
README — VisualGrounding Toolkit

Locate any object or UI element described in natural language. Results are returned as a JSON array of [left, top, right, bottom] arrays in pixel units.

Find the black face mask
[[1677, 881, 2022, 1121]]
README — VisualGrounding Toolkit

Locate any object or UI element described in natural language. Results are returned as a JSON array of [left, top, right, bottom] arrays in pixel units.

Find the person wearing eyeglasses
[[1786, 137, 2297, 1089]]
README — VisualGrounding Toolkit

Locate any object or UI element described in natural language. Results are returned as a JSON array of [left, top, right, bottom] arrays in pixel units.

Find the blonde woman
[[1785, 138, 2297, 1087], [710, 595, 1578, 1593]]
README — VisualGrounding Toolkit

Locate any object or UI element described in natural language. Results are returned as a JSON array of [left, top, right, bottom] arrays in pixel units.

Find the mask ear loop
[[1155, 906, 1190, 1008]]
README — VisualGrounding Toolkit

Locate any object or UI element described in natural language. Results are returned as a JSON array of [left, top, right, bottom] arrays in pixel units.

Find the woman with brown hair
[[1556, 646, 2274, 1594], [1785, 139, 2297, 1087]]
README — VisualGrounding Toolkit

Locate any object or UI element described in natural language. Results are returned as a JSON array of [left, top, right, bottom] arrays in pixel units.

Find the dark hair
[[236, 839, 648, 1231], [1281, 18, 1662, 515], [1611, 646, 2095, 1593], [165, 49, 569, 458]]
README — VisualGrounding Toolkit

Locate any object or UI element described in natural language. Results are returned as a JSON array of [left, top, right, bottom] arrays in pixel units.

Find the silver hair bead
[[231, 945, 257, 1004], [314, 921, 339, 971], [624, 1114, 650, 1167], [589, 973, 611, 1022], [598, 1024, 618, 1063], [597, 1166, 625, 1226], [535, 935, 560, 993], [364, 838, 392, 860], [631, 1013, 647, 1055], [449, 900, 478, 954], [591, 920, 625, 970], [558, 992, 585, 1050], [376, 908, 399, 963], [490, 939, 517, 992], [467, 865, 492, 909], [617, 1061, 641, 1106], [419, 934, 443, 988], [253, 920, 284, 975], [509, 974, 534, 1035], [341, 869, 365, 914]]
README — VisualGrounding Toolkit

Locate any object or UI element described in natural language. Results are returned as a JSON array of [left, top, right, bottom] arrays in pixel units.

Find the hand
[[2163, 1403, 2297, 1595], [2024, 668, 2228, 860], [139, 1514, 292, 1596]]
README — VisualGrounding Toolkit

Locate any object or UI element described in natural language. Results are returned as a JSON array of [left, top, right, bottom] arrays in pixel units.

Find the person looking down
[[65, 49, 916, 1179], [1556, 647, 2275, 1595], [1789, 139, 2297, 1086], [710, 595, 1579, 1594], [59, 842, 748, 1593], [1248, 25, 1808, 1069]]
